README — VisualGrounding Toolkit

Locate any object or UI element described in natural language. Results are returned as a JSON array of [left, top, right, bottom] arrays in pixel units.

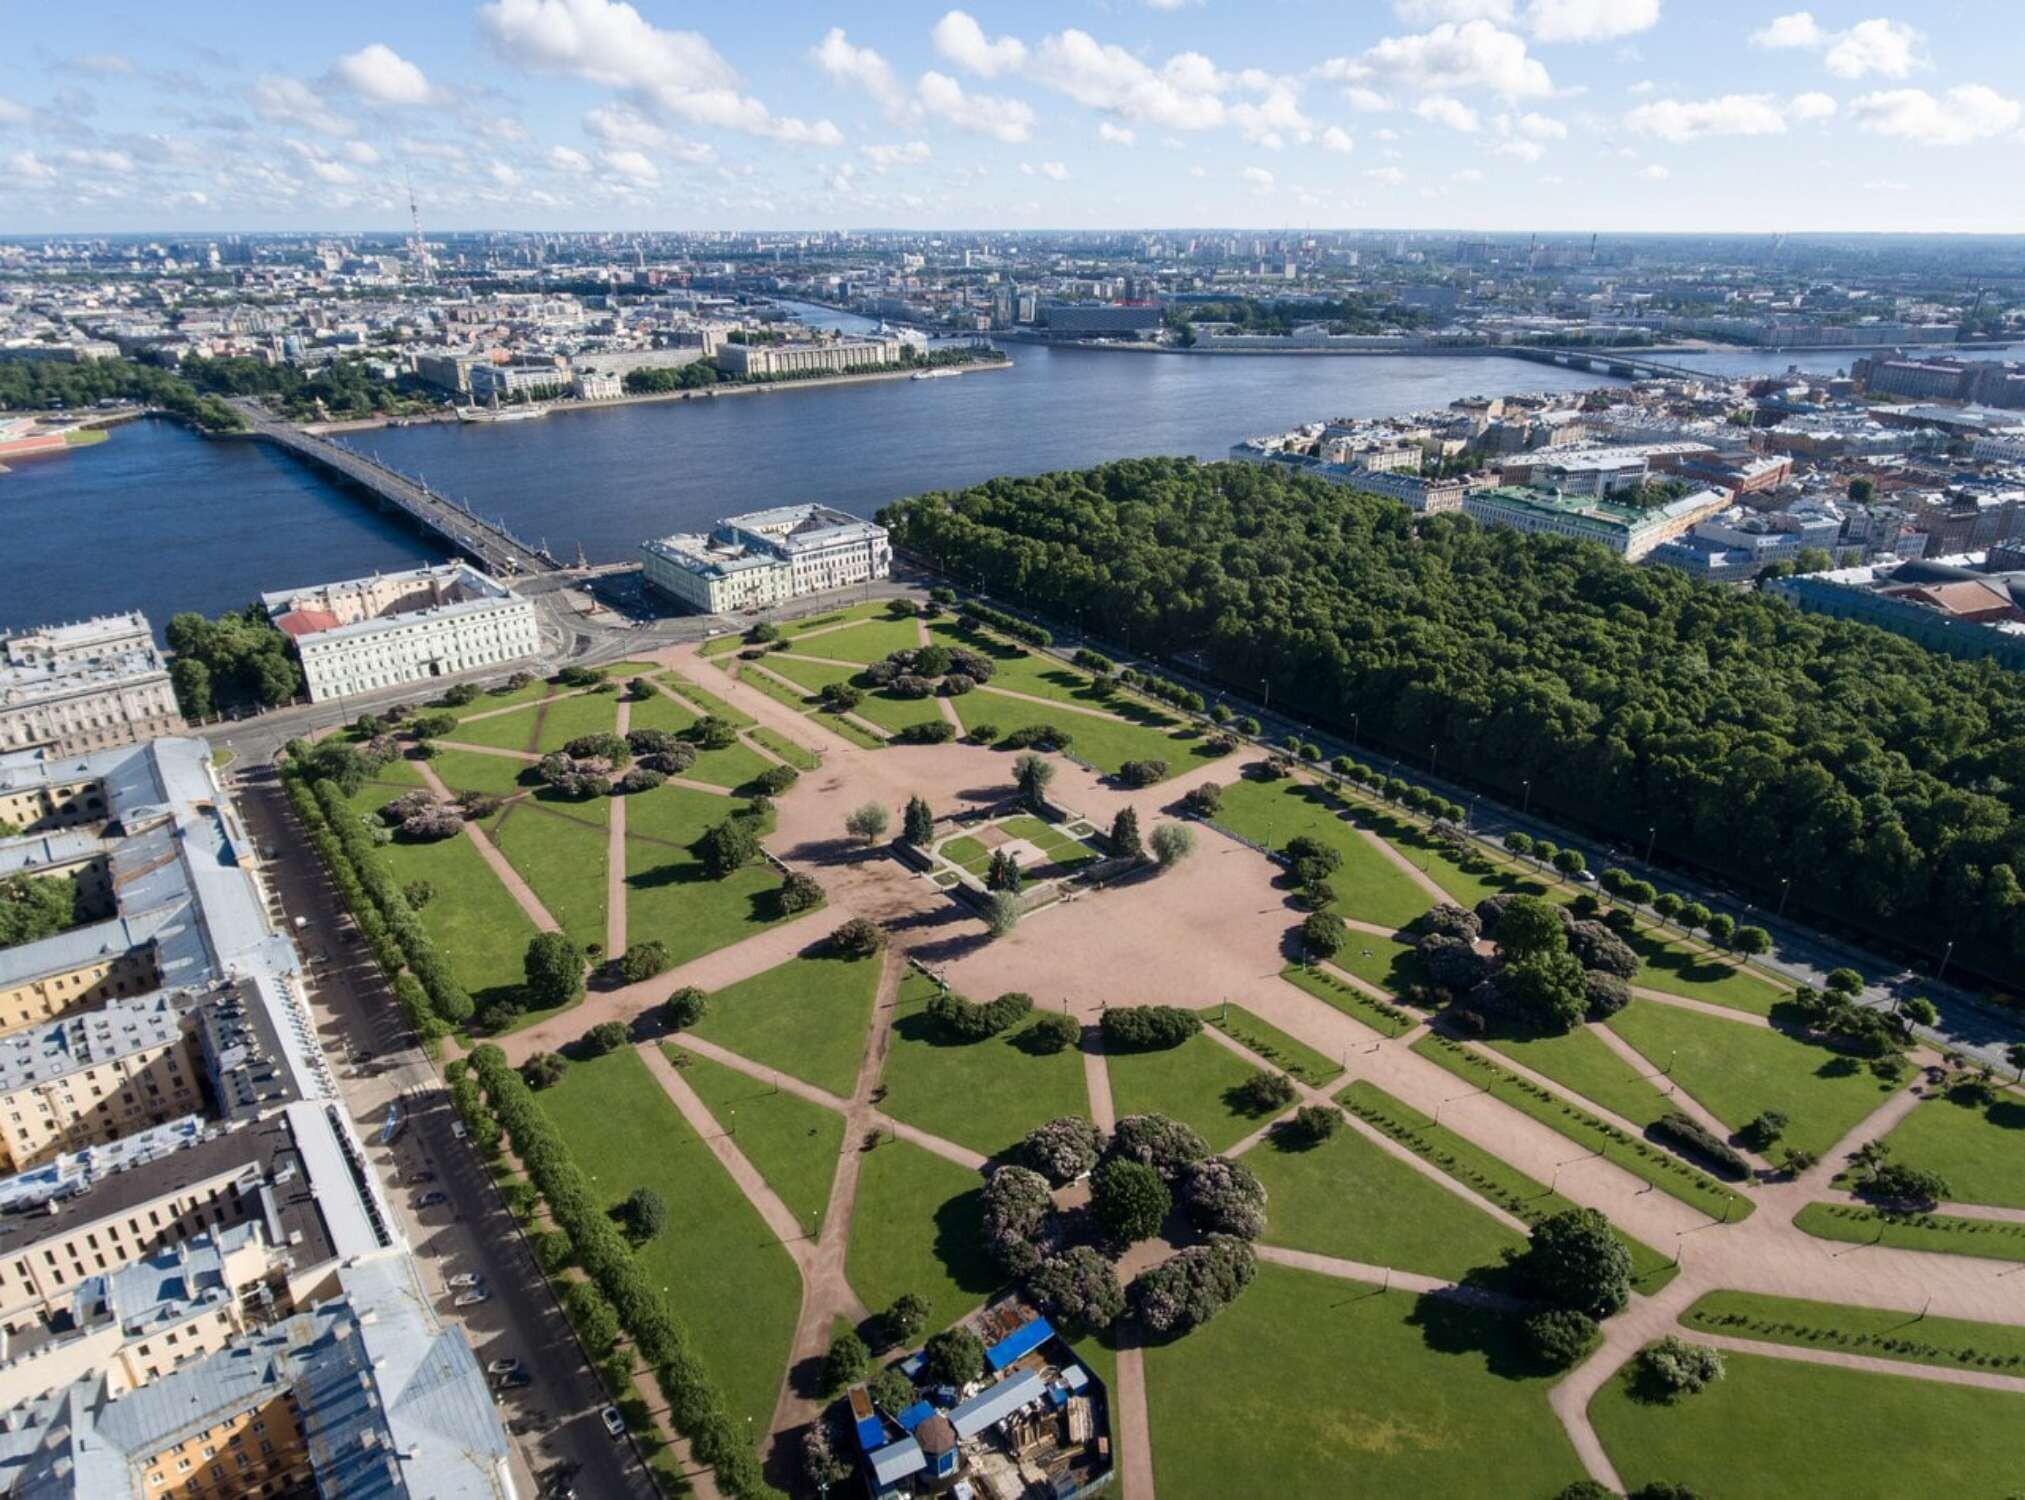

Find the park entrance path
[[412, 760, 560, 934]]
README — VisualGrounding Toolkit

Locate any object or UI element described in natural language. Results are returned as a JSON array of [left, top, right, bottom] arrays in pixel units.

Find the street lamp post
[[1349, 712, 1360, 748], [1428, 742, 1439, 780], [1777, 877, 1791, 918], [1644, 825, 1658, 866], [1260, 676, 1271, 713], [1937, 939, 1955, 983], [1521, 778, 1532, 816]]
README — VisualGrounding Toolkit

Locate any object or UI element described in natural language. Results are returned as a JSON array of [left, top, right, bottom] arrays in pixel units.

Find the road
[[233, 766, 659, 1500]]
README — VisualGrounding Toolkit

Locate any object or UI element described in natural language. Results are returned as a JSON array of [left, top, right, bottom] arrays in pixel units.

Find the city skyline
[[1, 1, 2022, 235]]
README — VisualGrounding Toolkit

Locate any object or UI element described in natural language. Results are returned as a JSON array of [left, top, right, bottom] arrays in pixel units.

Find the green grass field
[[664, 1046, 844, 1231], [1106, 1032, 1273, 1154], [685, 951, 880, 1098], [1207, 1003, 1344, 1087], [1323, 933, 1430, 1001], [879, 974, 1090, 1159], [537, 1048, 800, 1431], [533, 690, 621, 754], [987, 705, 1210, 780], [1212, 777, 1435, 931], [785, 616, 925, 664], [1280, 964, 1414, 1039], [427, 748, 533, 802], [748, 725, 819, 770], [490, 804, 608, 957], [1680, 1290, 2025, 1376], [659, 668, 756, 727], [369, 824, 539, 1005], [1249, 1124, 1528, 1282], [445, 701, 544, 752], [1338, 1081, 1678, 1294], [452, 675, 556, 718], [1794, 1202, 2025, 1263], [1873, 1086, 2025, 1209], [843, 1137, 1000, 1337], [1479, 1020, 1675, 1131], [1620, 923, 1788, 1016], [779, 600, 893, 638], [621, 786, 791, 969], [1588, 1344, 2025, 1500], [762, 654, 950, 737], [629, 688, 773, 789], [1606, 1002, 1902, 1160], [1143, 1264, 1586, 1500], [1351, 803, 1543, 912]]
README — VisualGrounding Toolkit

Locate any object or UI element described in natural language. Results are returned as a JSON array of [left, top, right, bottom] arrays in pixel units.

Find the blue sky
[[0, 1, 2015, 233]]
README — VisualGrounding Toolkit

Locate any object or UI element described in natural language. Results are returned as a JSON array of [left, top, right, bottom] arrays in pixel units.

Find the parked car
[[454, 1289, 491, 1308], [415, 1191, 448, 1209], [1572, 868, 1597, 884], [600, 1406, 625, 1439], [494, 1370, 532, 1390], [486, 1357, 521, 1376], [449, 1273, 485, 1289], [451, 1120, 468, 1141]]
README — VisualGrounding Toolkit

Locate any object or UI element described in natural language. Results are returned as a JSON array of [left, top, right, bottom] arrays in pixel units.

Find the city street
[[233, 767, 660, 1500]]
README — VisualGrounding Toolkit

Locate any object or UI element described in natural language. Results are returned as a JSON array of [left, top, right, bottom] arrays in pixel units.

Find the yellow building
[[0, 995, 201, 1173]]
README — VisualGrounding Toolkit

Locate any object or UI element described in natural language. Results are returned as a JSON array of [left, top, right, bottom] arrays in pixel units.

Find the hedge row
[[1116, 667, 1204, 714], [961, 601, 1052, 648], [282, 772, 462, 1040], [468, 1046, 779, 1499], [1653, 1111, 1754, 1179]]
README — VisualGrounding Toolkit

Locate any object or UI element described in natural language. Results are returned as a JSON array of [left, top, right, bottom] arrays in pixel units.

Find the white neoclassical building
[[640, 505, 891, 614], [0, 614, 185, 755]]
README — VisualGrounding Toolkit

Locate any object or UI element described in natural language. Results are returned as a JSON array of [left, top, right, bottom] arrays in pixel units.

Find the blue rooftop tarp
[[985, 1315, 1055, 1372], [854, 1411, 888, 1453], [895, 1400, 936, 1433]]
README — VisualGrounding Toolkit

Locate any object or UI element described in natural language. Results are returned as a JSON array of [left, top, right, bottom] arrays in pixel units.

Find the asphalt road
[[234, 768, 659, 1500]]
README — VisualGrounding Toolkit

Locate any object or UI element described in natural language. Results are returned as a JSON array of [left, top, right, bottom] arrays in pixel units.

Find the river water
[[0, 304, 1858, 635]]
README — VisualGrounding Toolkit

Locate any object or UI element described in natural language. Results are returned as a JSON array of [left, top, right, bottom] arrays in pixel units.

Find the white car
[[454, 1289, 491, 1308], [600, 1407, 626, 1439], [487, 1358, 522, 1377], [1572, 868, 1597, 884], [448, 1272, 484, 1289]]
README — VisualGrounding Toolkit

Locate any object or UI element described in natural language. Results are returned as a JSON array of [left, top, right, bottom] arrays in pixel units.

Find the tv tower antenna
[[405, 168, 431, 280]]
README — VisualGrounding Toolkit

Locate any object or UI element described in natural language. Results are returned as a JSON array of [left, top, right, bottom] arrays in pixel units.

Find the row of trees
[[0, 355, 243, 431], [164, 604, 304, 718], [881, 457, 2025, 977]]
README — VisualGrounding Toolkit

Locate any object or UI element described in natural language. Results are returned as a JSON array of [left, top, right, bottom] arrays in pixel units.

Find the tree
[[1180, 1156, 1267, 1239], [1677, 902, 1711, 937], [922, 1327, 987, 1388], [1501, 950, 1590, 1033], [580, 1020, 629, 1057], [2007, 1042, 2025, 1082], [1518, 1209, 1633, 1320], [617, 940, 670, 984], [618, 1186, 667, 1242], [1021, 1116, 1103, 1184], [1638, 1337, 1724, 1401], [1551, 847, 1587, 882], [1107, 1113, 1208, 1179], [1110, 805, 1144, 859], [1863, 1162, 1950, 1210], [697, 816, 760, 878], [985, 847, 1024, 893], [1149, 822, 1196, 868], [1496, 895, 1566, 960], [884, 1292, 931, 1348], [1742, 1110, 1788, 1151], [1524, 1308, 1599, 1371], [1093, 1158, 1171, 1243], [823, 1328, 870, 1394], [1731, 924, 1770, 957], [1234, 1069, 1297, 1115], [1131, 1234, 1256, 1336], [1652, 892, 1683, 926], [803, 1423, 854, 1492], [1825, 967, 1864, 997], [663, 986, 708, 1029], [523, 933, 583, 1010], [1022, 1011, 1082, 1054], [901, 794, 935, 846], [1013, 752, 1055, 810], [1899, 995, 1937, 1027], [845, 801, 890, 845], [522, 1052, 568, 1090], [1182, 782, 1223, 817], [1300, 910, 1345, 960], [831, 917, 885, 957], [776, 870, 824, 915], [981, 1165, 1054, 1274], [1704, 912, 1736, 949], [1029, 1246, 1126, 1330], [984, 891, 1022, 938], [1285, 1104, 1341, 1146], [1848, 475, 1876, 504], [868, 1365, 916, 1417], [1117, 759, 1168, 788], [1503, 830, 1535, 859]]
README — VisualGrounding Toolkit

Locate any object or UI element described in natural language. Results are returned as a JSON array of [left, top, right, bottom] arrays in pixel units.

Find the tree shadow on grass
[[931, 1186, 1004, 1300], [1406, 1281, 1544, 1379], [626, 860, 710, 893]]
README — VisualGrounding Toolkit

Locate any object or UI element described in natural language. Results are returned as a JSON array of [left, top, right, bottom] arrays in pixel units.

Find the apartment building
[[714, 333, 903, 378], [1461, 485, 1731, 562], [641, 504, 891, 614], [0, 614, 184, 756]]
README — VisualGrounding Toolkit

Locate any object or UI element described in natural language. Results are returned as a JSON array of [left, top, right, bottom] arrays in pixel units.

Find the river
[[0, 304, 1861, 635]]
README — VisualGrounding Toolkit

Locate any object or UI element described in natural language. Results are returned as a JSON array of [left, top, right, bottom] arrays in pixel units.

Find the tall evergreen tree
[[1111, 805, 1144, 859]]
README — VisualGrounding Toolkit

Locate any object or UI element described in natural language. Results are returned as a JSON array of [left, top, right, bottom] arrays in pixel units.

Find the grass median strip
[[1793, 1202, 2025, 1263], [1207, 1002, 1345, 1087], [1680, 1289, 2025, 1376], [1410, 1033, 1752, 1223], [747, 725, 819, 770], [660, 668, 756, 727], [1280, 963, 1413, 1039]]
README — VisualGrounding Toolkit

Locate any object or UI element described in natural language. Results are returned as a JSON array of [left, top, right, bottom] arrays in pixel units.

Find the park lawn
[[664, 1046, 844, 1232], [630, 690, 772, 789], [939, 835, 991, 873], [1250, 1125, 1528, 1282], [1606, 1001, 1902, 1160], [1794, 1202, 2025, 1263], [1208, 1003, 1344, 1087], [880, 974, 1089, 1159], [699, 632, 746, 657], [453, 676, 555, 719], [1478, 1021, 1674, 1131], [685, 952, 880, 1099], [1105, 1033, 1270, 1154], [1680, 1290, 2025, 1376], [371, 825, 538, 1006], [1212, 777, 1433, 931], [1411, 1034, 1750, 1222], [660, 669, 757, 727], [1326, 932, 1430, 999], [763, 655, 948, 737], [537, 1048, 800, 1432], [1620, 923, 1787, 1017], [1280, 965, 1413, 1040], [1338, 1081, 1677, 1293], [489, 805, 608, 958], [427, 748, 533, 802], [1353, 802, 1549, 912], [533, 690, 621, 754], [987, 702, 1209, 779], [843, 1138, 1000, 1337], [780, 599, 892, 638], [1144, 1264, 1586, 1500], [443, 701, 544, 753], [623, 789, 790, 969], [786, 616, 924, 665], [1588, 1345, 2025, 1500], [749, 726, 819, 770], [1873, 1086, 2025, 1209]]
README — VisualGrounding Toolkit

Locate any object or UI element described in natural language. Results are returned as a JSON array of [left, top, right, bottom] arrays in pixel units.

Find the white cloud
[[60, 147, 133, 173], [479, 0, 842, 145], [1097, 121, 1136, 145], [1787, 91, 1837, 120], [1321, 125, 1355, 152], [1365, 165, 1408, 185], [1824, 19, 1922, 79], [1452, 165, 1485, 180], [303, 158, 355, 185], [585, 103, 672, 149], [1625, 93, 1789, 141], [339, 140, 382, 165], [7, 150, 56, 182], [862, 140, 931, 167], [0, 96, 33, 125], [1242, 165, 1275, 189], [600, 147, 659, 182], [1342, 85, 1392, 111], [487, 160, 522, 186], [813, 28, 908, 114], [70, 52, 134, 76], [1525, 0, 1659, 43], [1492, 137, 1543, 159], [329, 43, 433, 105], [1513, 110, 1565, 137], [1750, 11, 1825, 49], [1627, 78, 1654, 94], [1395, 0, 1514, 21], [931, 11, 1028, 77], [1850, 84, 2019, 145], [1356, 20, 1553, 99], [916, 70, 1034, 142], [1638, 162, 1669, 179], [249, 75, 355, 137], [1415, 95, 1480, 131], [1028, 30, 1227, 130], [547, 144, 593, 172], [1039, 159, 1070, 180]]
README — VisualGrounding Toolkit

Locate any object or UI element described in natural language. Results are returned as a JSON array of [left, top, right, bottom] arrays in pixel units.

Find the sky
[[0, 0, 2016, 235]]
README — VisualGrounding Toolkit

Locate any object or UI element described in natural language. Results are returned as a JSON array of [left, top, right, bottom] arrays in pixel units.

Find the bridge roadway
[[1503, 345, 1714, 382], [228, 399, 560, 577]]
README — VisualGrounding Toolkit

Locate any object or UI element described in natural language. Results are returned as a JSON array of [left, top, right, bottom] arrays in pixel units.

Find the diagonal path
[[1255, 1244, 1526, 1310], [412, 759, 560, 933], [607, 698, 631, 958]]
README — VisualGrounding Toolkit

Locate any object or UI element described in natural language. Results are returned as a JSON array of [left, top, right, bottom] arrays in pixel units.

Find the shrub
[[1741, 1109, 1788, 1151], [984, 891, 1022, 938], [1131, 1234, 1256, 1337], [923, 1327, 987, 1388], [883, 1292, 930, 1348], [580, 1020, 630, 1057], [965, 722, 999, 745], [522, 1052, 568, 1090], [1284, 1104, 1342, 1146], [868, 1366, 915, 1418], [556, 665, 602, 688], [617, 940, 671, 984], [775, 870, 824, 916], [1418, 933, 1489, 990], [940, 673, 975, 697], [1027, 1246, 1125, 1330], [754, 764, 799, 796], [1021, 1011, 1082, 1055], [1415, 902, 1481, 942], [1180, 1156, 1268, 1239], [402, 879, 436, 909], [1101, 1005, 1202, 1052], [1517, 1209, 1633, 1320], [1653, 1113, 1752, 1179], [831, 917, 885, 957], [1234, 1069, 1297, 1115], [981, 1165, 1055, 1275], [1107, 1113, 1208, 1180], [912, 644, 953, 677], [927, 988, 1033, 1041], [1567, 920, 1639, 979], [1149, 822, 1196, 867], [1301, 910, 1344, 960], [845, 801, 891, 844], [612, 767, 666, 795], [1584, 971, 1632, 1020], [663, 986, 708, 1029], [820, 681, 863, 712], [524, 933, 584, 1010], [823, 1329, 870, 1395], [1117, 759, 1168, 788], [1181, 782, 1223, 817], [696, 816, 761, 878], [1093, 1158, 1171, 1244], [618, 1185, 667, 1242], [897, 720, 957, 744], [1638, 1337, 1725, 1402], [1524, 1308, 1600, 1370], [1864, 1162, 1950, 1210], [1020, 1116, 1103, 1184]]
